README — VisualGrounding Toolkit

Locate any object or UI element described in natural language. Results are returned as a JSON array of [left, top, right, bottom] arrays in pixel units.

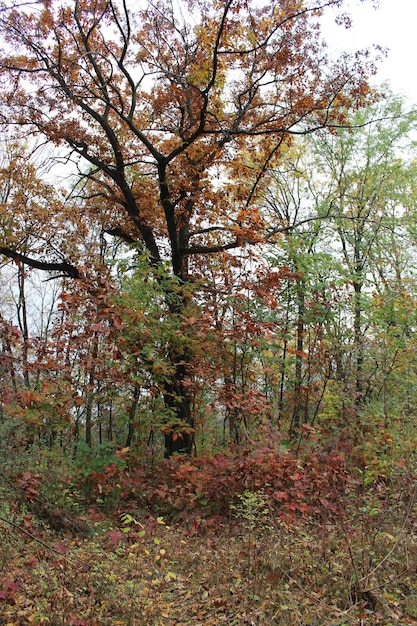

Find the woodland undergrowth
[[1, 433, 417, 625]]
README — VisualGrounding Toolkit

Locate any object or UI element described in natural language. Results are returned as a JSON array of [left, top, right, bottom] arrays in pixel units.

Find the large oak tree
[[0, 0, 376, 455]]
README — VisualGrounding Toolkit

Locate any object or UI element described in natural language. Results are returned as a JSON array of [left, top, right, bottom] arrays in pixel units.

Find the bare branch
[[0, 247, 80, 278]]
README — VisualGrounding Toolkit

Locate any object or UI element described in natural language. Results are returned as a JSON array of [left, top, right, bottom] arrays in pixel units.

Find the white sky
[[323, 0, 417, 105]]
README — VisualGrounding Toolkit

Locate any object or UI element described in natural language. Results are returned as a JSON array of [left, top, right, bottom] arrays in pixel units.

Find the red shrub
[[112, 447, 351, 525]]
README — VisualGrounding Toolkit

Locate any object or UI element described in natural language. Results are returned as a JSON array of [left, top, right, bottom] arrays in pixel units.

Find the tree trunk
[[125, 384, 140, 448], [353, 235, 364, 410], [163, 359, 195, 457], [353, 278, 364, 408], [85, 332, 99, 448], [290, 279, 306, 438]]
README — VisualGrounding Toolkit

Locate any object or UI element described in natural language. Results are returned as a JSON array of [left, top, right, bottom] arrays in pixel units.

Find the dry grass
[[1, 484, 417, 626]]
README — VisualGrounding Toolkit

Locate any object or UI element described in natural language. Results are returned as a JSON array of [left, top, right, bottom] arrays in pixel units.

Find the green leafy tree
[[262, 91, 417, 444], [311, 91, 417, 413]]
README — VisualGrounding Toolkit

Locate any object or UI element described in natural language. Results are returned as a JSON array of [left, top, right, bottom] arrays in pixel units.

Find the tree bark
[[290, 279, 306, 437]]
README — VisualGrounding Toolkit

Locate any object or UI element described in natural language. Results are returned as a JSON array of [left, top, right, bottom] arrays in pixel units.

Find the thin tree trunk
[[290, 279, 306, 437], [85, 332, 99, 448], [125, 384, 140, 448], [17, 266, 30, 389]]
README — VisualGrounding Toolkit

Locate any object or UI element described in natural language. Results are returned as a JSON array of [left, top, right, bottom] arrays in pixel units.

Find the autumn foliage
[[0, 0, 377, 454], [1, 0, 417, 623], [75, 443, 350, 523]]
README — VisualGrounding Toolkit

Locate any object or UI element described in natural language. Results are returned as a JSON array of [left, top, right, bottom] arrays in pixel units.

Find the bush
[[80, 445, 351, 526]]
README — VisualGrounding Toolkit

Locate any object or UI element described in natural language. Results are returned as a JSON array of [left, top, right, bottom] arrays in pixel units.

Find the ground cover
[[1, 444, 417, 625]]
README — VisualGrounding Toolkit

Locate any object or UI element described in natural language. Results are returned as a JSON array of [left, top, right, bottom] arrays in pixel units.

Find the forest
[[1, 0, 417, 623]]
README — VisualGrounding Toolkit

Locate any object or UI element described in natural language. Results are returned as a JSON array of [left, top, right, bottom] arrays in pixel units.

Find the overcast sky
[[323, 0, 417, 105]]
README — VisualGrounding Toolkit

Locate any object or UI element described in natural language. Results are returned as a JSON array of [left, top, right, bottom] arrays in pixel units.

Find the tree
[[260, 90, 417, 445], [310, 92, 417, 414], [263, 143, 340, 435], [0, 0, 375, 455]]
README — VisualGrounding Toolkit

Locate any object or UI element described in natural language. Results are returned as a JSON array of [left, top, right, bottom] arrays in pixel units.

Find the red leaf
[[274, 491, 288, 500]]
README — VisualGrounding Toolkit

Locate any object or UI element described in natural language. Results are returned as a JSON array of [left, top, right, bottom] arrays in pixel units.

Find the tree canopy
[[0, 0, 376, 275], [0, 0, 379, 455]]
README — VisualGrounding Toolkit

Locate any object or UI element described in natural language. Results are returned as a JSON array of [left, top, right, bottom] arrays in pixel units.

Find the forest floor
[[1, 509, 417, 625], [1, 448, 417, 625]]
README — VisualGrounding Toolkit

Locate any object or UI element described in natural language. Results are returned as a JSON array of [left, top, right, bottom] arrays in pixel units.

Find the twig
[[359, 484, 417, 588], [274, 565, 358, 623], [0, 515, 66, 555]]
